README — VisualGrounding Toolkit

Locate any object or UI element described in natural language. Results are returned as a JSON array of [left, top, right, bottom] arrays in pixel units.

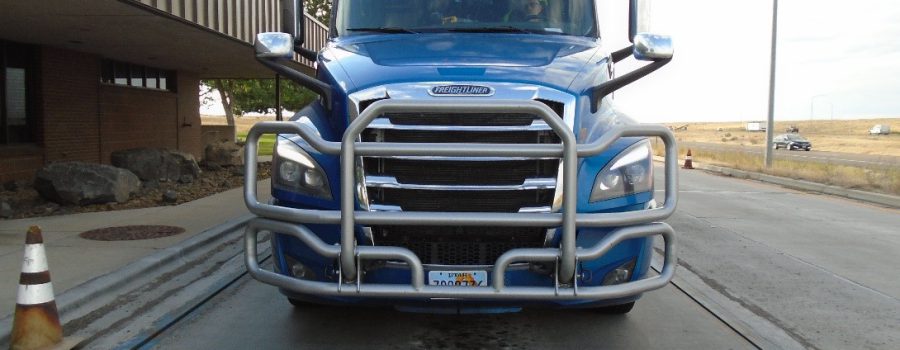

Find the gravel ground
[[0, 163, 270, 220]]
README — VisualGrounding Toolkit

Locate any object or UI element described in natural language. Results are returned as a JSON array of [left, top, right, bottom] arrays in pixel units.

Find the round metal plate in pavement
[[79, 225, 186, 241]]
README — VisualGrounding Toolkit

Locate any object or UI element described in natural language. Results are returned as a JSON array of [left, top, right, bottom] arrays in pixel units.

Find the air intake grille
[[371, 188, 554, 212], [364, 159, 558, 185], [374, 226, 547, 265]]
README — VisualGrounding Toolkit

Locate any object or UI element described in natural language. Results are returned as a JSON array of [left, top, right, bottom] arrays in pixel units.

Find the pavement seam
[[687, 211, 900, 304], [651, 250, 807, 350], [649, 257, 763, 350]]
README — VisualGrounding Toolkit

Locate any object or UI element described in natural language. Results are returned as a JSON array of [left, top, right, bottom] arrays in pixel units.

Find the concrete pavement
[[0, 179, 271, 320], [658, 165, 900, 349]]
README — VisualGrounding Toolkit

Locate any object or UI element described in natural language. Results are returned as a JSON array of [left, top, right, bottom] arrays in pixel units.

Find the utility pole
[[275, 74, 282, 121], [764, 0, 778, 168]]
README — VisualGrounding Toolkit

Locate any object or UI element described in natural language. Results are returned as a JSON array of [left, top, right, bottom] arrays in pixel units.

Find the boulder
[[204, 141, 243, 168], [111, 148, 201, 183], [3, 180, 18, 192], [162, 190, 178, 203], [1, 199, 12, 218], [32, 202, 60, 215], [34, 162, 140, 205]]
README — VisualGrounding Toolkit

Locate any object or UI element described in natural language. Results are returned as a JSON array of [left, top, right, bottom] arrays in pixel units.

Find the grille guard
[[243, 99, 679, 300]]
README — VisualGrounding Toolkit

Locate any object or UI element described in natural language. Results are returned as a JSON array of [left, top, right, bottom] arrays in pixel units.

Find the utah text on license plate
[[428, 271, 487, 287]]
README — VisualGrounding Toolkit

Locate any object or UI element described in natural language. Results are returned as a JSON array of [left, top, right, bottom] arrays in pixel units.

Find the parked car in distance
[[869, 124, 891, 135], [774, 134, 812, 151]]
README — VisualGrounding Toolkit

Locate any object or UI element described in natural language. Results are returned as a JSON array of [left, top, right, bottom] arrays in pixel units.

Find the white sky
[[203, 0, 900, 123], [614, 0, 900, 123]]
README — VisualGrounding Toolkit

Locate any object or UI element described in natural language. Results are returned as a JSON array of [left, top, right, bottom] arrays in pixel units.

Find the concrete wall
[[201, 124, 236, 146], [0, 46, 202, 183]]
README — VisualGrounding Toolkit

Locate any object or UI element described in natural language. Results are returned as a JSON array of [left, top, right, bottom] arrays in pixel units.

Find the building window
[[100, 60, 176, 92], [1, 41, 37, 145]]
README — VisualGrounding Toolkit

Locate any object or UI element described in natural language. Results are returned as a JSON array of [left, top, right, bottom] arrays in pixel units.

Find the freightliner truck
[[243, 0, 678, 314]]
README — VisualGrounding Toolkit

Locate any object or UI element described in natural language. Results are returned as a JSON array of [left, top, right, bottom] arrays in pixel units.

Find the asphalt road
[[139, 166, 899, 350], [680, 141, 900, 167]]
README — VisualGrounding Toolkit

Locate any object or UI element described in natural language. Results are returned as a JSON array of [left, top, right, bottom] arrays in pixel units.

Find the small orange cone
[[10, 226, 62, 350], [683, 149, 694, 169]]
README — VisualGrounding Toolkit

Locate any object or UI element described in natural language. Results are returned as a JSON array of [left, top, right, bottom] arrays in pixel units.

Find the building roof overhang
[[0, 0, 313, 79]]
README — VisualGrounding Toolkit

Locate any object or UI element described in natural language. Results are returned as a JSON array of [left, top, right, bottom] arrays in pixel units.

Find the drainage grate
[[79, 225, 185, 241]]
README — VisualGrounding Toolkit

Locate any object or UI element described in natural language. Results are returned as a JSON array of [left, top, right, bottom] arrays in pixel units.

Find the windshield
[[785, 135, 808, 141], [335, 0, 597, 37]]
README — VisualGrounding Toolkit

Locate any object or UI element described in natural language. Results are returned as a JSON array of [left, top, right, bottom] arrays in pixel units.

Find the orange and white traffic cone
[[10, 226, 63, 350], [683, 149, 694, 169]]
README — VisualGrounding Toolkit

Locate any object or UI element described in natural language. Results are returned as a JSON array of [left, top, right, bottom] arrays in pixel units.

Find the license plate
[[428, 270, 487, 287]]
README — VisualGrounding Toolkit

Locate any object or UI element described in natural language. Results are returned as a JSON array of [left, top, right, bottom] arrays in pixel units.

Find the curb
[[656, 156, 900, 209], [650, 252, 805, 350], [0, 213, 254, 346]]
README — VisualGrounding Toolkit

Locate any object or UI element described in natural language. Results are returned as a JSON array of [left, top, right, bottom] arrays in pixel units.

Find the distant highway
[[680, 141, 900, 168]]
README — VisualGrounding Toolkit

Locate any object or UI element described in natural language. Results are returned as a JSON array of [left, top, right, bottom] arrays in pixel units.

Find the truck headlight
[[273, 138, 332, 200], [590, 140, 653, 202]]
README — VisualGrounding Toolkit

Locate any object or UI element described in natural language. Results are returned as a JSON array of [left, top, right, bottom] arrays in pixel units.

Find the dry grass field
[[653, 146, 900, 195], [653, 118, 900, 195], [664, 118, 900, 157]]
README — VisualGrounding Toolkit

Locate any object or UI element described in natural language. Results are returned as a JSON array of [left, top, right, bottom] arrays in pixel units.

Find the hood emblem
[[429, 85, 494, 97]]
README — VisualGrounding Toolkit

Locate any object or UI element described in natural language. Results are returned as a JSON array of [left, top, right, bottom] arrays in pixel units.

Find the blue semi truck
[[243, 0, 678, 314]]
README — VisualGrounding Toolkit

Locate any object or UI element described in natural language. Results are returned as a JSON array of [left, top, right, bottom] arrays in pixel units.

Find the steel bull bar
[[243, 99, 679, 300]]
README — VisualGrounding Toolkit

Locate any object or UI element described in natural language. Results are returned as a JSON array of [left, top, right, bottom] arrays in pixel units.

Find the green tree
[[201, 79, 318, 125], [305, 0, 332, 24]]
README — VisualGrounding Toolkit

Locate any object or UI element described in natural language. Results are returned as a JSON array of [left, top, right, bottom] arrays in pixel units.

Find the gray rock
[[3, 181, 18, 192], [32, 202, 60, 215], [143, 180, 160, 189], [162, 190, 178, 203], [203, 162, 223, 171], [179, 175, 194, 184], [0, 200, 12, 218], [34, 162, 141, 205], [204, 141, 243, 168], [111, 148, 201, 183]]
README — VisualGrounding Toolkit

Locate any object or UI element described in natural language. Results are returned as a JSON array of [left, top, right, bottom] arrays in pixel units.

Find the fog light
[[292, 262, 312, 279], [283, 255, 317, 280], [602, 259, 636, 286]]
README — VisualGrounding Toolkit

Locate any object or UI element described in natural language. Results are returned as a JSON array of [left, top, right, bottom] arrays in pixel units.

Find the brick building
[[0, 0, 326, 182]]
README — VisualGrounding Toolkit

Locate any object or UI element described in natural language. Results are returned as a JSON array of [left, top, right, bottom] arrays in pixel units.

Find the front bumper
[[243, 99, 679, 302]]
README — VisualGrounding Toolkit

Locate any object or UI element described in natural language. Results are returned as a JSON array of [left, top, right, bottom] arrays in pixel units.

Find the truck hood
[[324, 34, 602, 93]]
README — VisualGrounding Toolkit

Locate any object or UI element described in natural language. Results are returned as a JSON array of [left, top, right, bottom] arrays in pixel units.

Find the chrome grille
[[356, 93, 568, 266]]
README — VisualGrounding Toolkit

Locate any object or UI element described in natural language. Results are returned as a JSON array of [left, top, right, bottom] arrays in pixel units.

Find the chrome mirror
[[633, 33, 673, 61], [255, 32, 294, 58]]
